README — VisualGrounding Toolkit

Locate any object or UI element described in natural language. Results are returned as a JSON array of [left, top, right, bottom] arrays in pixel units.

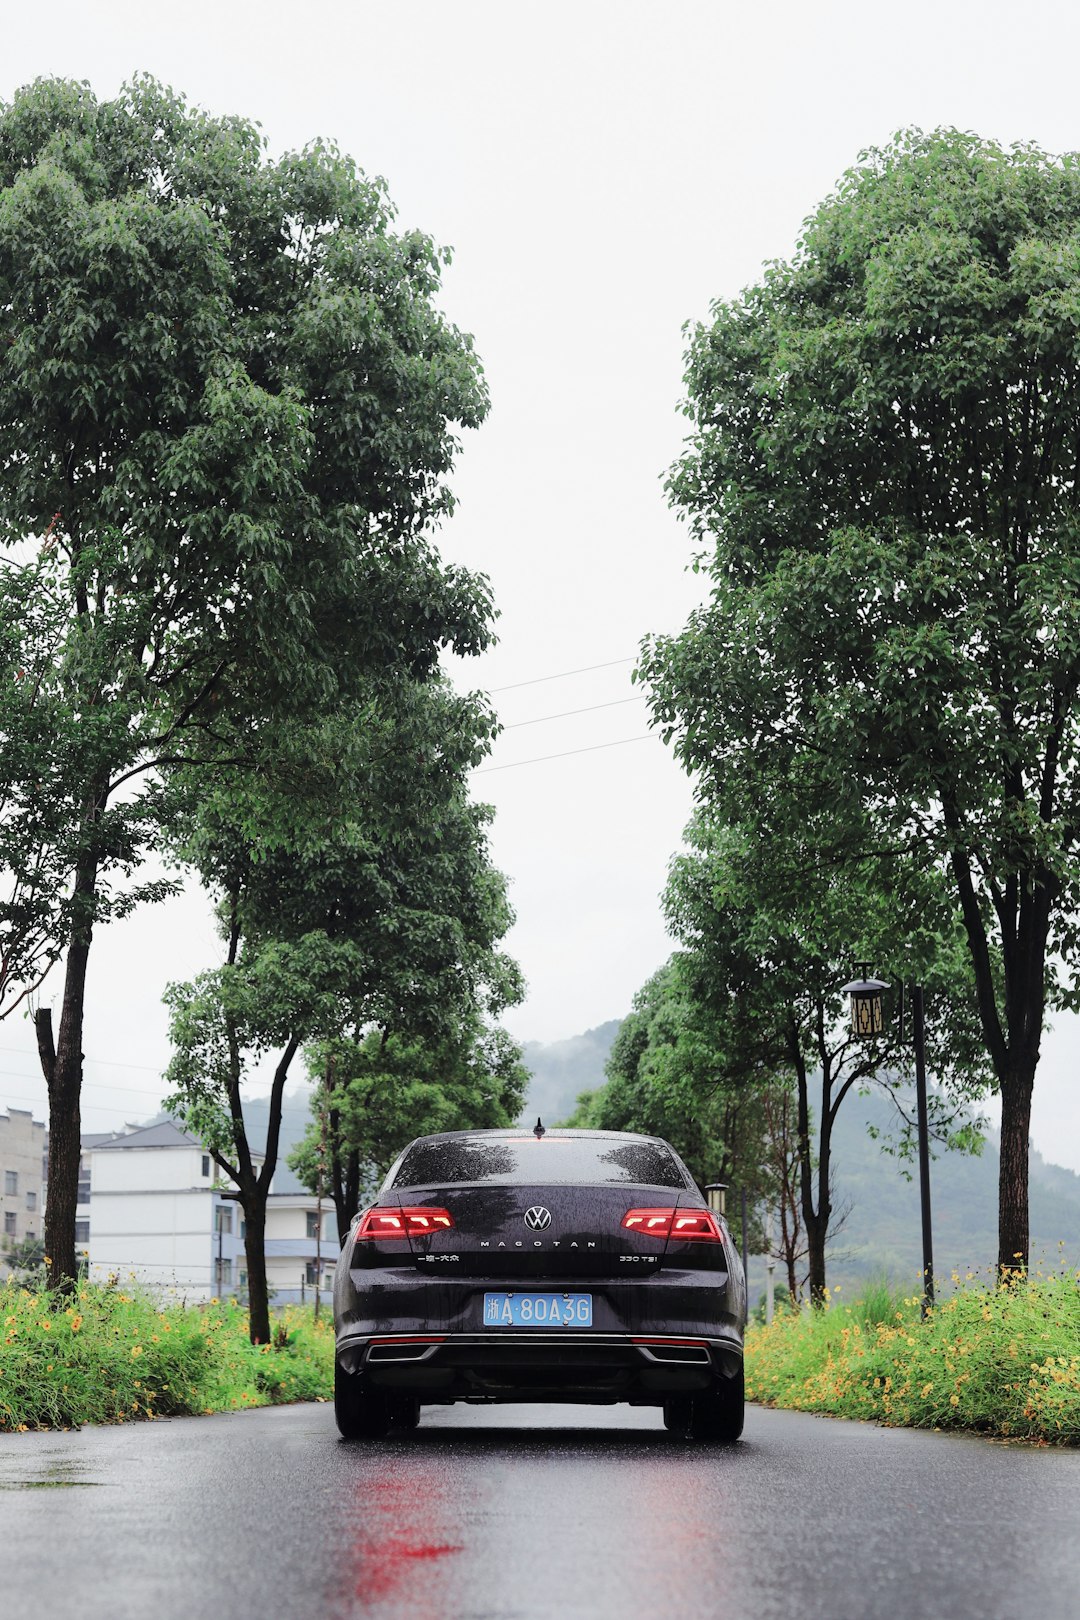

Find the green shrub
[[0, 1282, 334, 1430], [746, 1268, 1080, 1444]]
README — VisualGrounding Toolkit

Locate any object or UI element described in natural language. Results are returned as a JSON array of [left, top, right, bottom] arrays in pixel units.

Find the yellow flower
[[950, 1394, 960, 1406], [131, 1345, 143, 1358], [70, 1314, 83, 1333]]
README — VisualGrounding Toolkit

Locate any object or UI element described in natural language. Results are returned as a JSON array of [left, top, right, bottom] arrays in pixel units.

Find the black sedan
[[332, 1127, 746, 1441]]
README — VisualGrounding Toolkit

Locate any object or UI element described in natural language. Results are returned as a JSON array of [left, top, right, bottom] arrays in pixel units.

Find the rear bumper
[[335, 1329, 743, 1405]]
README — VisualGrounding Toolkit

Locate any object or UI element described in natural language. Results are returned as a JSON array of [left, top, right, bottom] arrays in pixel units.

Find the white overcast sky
[[3, 0, 1080, 1172]]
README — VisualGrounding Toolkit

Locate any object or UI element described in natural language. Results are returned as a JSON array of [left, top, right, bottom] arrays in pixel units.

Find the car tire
[[388, 1395, 421, 1431], [687, 1365, 744, 1442], [334, 1362, 392, 1440], [662, 1396, 693, 1435]]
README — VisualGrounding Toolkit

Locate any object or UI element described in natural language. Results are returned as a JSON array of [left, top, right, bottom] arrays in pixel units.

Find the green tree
[[644, 128, 1080, 1273], [165, 684, 520, 1342], [0, 77, 492, 1289], [563, 958, 771, 1189], [290, 1018, 528, 1242], [564, 955, 788, 1268], [661, 811, 989, 1303]]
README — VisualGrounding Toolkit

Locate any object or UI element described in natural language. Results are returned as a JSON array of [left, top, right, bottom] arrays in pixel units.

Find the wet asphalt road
[[1, 1401, 1078, 1620]]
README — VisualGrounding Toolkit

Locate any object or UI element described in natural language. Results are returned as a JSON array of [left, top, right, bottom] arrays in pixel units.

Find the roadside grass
[[0, 1282, 335, 1431], [745, 1267, 1080, 1444]]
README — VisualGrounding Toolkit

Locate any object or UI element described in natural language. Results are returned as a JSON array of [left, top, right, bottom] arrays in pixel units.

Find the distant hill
[[519, 1021, 622, 1125]]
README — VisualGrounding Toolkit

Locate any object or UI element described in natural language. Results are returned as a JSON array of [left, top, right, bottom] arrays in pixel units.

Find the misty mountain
[[519, 1021, 621, 1125], [817, 1089, 1080, 1292]]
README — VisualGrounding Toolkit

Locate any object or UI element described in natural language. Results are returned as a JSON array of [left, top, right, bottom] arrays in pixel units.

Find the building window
[[75, 1221, 90, 1244], [238, 1268, 247, 1287], [77, 1176, 90, 1206], [3, 1211, 15, 1235], [306, 1211, 321, 1240], [305, 1261, 320, 1286], [25, 1191, 36, 1212], [4, 1170, 16, 1196], [201, 1155, 211, 1178], [214, 1257, 232, 1286], [240, 1218, 246, 1239], [215, 1206, 232, 1235]]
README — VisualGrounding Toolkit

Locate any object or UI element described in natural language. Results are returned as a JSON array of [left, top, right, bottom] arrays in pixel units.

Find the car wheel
[[388, 1395, 421, 1431], [662, 1397, 693, 1435], [334, 1362, 392, 1440], [687, 1365, 744, 1442]]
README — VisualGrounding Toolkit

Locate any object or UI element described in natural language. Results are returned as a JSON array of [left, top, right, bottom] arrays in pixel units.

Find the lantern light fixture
[[704, 1182, 727, 1219], [840, 967, 890, 1037]]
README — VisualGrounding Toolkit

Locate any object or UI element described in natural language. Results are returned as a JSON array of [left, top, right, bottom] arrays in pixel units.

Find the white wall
[[89, 1185, 213, 1294], [91, 1145, 210, 1194], [264, 1199, 334, 1243]]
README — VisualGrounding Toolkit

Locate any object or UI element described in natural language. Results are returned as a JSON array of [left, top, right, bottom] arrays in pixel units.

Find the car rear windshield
[[390, 1135, 689, 1190]]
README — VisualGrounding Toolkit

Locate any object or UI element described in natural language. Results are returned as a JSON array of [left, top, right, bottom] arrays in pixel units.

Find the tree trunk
[[783, 1234, 798, 1305], [330, 1145, 362, 1246], [804, 1210, 828, 1308], [241, 1194, 271, 1344], [41, 845, 100, 1294], [946, 833, 1051, 1277], [791, 1008, 832, 1308], [997, 1070, 1034, 1278]]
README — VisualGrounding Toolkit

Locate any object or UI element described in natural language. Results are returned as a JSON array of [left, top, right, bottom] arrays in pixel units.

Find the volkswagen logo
[[524, 1205, 552, 1230]]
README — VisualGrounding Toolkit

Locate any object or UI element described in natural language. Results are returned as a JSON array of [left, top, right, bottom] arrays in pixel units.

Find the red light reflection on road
[[344, 1463, 463, 1607]]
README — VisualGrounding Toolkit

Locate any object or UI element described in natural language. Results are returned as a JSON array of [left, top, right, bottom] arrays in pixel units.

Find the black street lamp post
[[842, 968, 935, 1317]]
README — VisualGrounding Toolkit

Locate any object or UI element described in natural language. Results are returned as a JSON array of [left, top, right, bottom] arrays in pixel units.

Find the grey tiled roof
[[90, 1121, 201, 1152]]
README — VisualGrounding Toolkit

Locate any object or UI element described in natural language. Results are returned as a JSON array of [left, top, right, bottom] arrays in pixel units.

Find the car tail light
[[354, 1206, 455, 1240], [621, 1207, 724, 1242]]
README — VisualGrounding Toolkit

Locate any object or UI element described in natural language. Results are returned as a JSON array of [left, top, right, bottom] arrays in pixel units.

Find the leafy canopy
[[0, 74, 495, 997], [289, 1021, 528, 1204], [644, 128, 1080, 1067]]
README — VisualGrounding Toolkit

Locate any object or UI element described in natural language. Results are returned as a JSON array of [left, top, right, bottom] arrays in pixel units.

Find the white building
[[75, 1132, 115, 1260], [86, 1121, 335, 1304], [0, 1108, 45, 1278]]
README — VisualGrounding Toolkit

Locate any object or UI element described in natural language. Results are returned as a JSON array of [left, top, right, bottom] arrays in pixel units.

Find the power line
[[0, 1042, 165, 1076], [475, 734, 659, 774], [490, 658, 635, 693], [0, 1063, 163, 1098], [503, 695, 644, 730], [0, 1082, 158, 1121]]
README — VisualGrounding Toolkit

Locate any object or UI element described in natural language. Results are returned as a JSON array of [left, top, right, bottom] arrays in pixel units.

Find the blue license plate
[[483, 1292, 593, 1328]]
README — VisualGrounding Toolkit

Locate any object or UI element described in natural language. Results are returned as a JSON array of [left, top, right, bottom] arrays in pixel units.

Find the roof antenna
[[533, 1116, 546, 1139]]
